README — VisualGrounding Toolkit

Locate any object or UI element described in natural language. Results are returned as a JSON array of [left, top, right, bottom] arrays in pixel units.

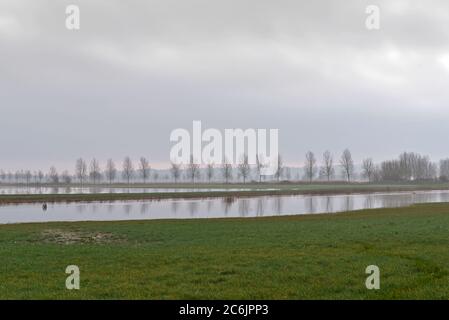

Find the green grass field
[[1, 203, 449, 299]]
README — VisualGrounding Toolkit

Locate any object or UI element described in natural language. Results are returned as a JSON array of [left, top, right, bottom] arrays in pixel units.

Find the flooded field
[[1, 190, 448, 224], [0, 186, 262, 195]]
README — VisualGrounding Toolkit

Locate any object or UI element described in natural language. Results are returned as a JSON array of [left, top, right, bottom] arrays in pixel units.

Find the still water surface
[[0, 190, 448, 224], [0, 186, 259, 195]]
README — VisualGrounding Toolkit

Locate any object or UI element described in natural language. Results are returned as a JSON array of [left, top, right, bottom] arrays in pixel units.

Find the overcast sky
[[1, 0, 449, 172]]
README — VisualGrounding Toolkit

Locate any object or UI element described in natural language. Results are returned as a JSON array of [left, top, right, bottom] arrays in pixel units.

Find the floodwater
[[1, 190, 449, 224], [0, 186, 263, 195]]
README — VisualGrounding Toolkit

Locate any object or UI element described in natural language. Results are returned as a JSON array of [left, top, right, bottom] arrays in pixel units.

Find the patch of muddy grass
[[39, 229, 125, 245]]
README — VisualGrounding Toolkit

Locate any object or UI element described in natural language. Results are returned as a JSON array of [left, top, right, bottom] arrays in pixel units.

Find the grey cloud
[[1, 0, 449, 171]]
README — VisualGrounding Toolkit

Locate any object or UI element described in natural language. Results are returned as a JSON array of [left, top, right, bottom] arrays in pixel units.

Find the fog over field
[[1, 0, 449, 171]]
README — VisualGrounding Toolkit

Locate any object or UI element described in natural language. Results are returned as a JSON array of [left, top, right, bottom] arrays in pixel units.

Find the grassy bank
[[1, 203, 449, 299], [1, 182, 449, 204]]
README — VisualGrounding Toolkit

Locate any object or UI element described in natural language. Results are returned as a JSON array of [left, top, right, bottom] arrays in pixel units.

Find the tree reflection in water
[[342, 196, 353, 212], [323, 196, 333, 213], [123, 203, 132, 215], [207, 200, 213, 213], [171, 201, 179, 214], [140, 203, 149, 214], [238, 199, 250, 217], [256, 198, 265, 216], [364, 195, 374, 209], [221, 197, 235, 216], [5, 190, 449, 224], [272, 197, 283, 215], [188, 201, 198, 217], [306, 196, 315, 214]]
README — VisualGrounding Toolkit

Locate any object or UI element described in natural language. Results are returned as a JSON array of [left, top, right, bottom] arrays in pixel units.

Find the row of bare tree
[[1, 150, 448, 185], [302, 150, 443, 183], [0, 157, 150, 185], [74, 157, 150, 186]]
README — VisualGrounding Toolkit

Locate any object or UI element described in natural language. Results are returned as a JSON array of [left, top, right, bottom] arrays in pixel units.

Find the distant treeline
[[1, 150, 449, 185]]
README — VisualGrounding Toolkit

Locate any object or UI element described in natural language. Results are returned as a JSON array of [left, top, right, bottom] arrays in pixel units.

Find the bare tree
[[285, 167, 291, 180], [320, 150, 334, 181], [414, 155, 436, 181], [61, 170, 72, 184], [187, 155, 200, 183], [380, 159, 401, 181], [122, 157, 134, 185], [398, 152, 414, 180], [89, 158, 101, 184], [397, 152, 435, 181], [32, 171, 38, 184], [362, 158, 375, 182], [49, 166, 59, 184], [372, 165, 382, 182], [37, 170, 44, 184], [304, 151, 317, 183], [139, 157, 150, 184], [379, 152, 436, 182], [105, 159, 117, 184], [75, 158, 87, 186], [439, 158, 449, 181], [255, 154, 265, 183], [25, 170, 32, 186], [206, 163, 214, 183], [238, 154, 250, 183], [222, 157, 233, 183], [340, 149, 354, 182], [275, 154, 283, 182], [170, 163, 181, 183], [14, 170, 20, 184]]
